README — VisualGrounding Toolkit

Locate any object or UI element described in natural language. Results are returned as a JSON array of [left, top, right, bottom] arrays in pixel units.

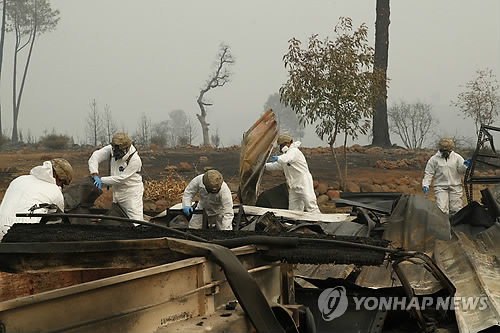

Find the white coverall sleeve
[[53, 192, 65, 212], [422, 158, 436, 188], [265, 161, 283, 171], [456, 154, 467, 174], [276, 149, 298, 164], [88, 145, 112, 174], [219, 185, 234, 230], [101, 157, 141, 186], [182, 175, 203, 207]]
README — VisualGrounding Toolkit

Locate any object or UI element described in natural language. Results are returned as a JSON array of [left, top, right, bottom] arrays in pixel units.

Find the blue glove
[[464, 158, 472, 167], [92, 175, 102, 189], [423, 186, 429, 196], [270, 155, 278, 163], [183, 206, 193, 216]]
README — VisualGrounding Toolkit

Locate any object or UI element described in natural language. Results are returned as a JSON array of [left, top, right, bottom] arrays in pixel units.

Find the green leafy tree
[[263, 93, 304, 140], [280, 17, 384, 188], [451, 68, 500, 134], [7, 0, 59, 141]]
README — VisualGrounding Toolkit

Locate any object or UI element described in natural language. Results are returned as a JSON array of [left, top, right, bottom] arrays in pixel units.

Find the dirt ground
[[0, 145, 489, 211]]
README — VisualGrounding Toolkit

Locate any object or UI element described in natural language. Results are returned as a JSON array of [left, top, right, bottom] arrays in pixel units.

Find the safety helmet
[[277, 134, 293, 146], [439, 137, 455, 151], [51, 158, 73, 186], [111, 132, 132, 150], [203, 169, 223, 193]]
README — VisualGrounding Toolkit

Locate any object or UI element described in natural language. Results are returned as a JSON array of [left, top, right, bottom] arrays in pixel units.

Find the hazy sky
[[0, 0, 499, 147]]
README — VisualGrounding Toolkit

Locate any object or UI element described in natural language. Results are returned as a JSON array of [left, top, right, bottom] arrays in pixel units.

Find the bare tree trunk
[[196, 43, 234, 146], [196, 92, 211, 146], [329, 143, 344, 191], [371, 0, 392, 148], [12, 26, 36, 142], [343, 131, 348, 187], [0, 0, 7, 136]]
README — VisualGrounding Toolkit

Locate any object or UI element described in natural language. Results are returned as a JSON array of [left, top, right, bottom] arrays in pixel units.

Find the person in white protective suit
[[0, 158, 73, 241], [422, 137, 472, 215], [264, 134, 320, 213], [89, 132, 144, 221], [182, 169, 234, 230]]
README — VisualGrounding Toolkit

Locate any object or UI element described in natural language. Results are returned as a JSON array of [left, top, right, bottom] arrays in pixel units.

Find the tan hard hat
[[51, 158, 73, 185], [277, 134, 293, 146], [112, 132, 132, 149], [203, 169, 223, 193], [439, 137, 455, 151]]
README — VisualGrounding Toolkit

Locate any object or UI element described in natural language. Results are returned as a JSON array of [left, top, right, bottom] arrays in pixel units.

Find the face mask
[[440, 150, 450, 159], [112, 145, 127, 161], [280, 145, 289, 153]]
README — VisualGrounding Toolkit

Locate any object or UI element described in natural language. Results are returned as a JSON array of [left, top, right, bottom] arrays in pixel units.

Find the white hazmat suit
[[182, 174, 234, 230], [0, 161, 64, 241], [88, 144, 144, 220], [265, 141, 320, 213], [422, 150, 467, 214]]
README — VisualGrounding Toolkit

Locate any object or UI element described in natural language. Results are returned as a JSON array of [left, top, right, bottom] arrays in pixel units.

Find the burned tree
[[371, 0, 392, 147], [196, 43, 234, 146], [7, 0, 59, 142]]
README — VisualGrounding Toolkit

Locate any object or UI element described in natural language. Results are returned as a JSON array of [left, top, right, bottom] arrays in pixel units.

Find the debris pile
[[143, 174, 188, 202]]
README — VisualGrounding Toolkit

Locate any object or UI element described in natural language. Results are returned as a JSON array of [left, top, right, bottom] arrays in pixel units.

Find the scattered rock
[[143, 199, 157, 211], [316, 194, 330, 205], [164, 165, 178, 172], [178, 162, 193, 172], [199, 156, 209, 164], [399, 178, 410, 185], [326, 190, 341, 199], [155, 199, 169, 211], [344, 181, 360, 193], [360, 183, 376, 192], [317, 182, 329, 195]]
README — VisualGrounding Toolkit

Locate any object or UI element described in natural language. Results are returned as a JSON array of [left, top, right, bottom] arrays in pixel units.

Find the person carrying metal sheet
[[89, 132, 144, 221], [0, 158, 73, 240], [182, 169, 234, 230], [422, 137, 472, 214], [264, 134, 320, 213]]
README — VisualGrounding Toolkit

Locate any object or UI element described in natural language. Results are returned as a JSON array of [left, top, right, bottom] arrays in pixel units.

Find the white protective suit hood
[[0, 161, 64, 240], [31, 161, 58, 185]]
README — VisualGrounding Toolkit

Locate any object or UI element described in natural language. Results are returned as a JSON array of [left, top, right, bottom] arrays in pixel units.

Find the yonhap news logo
[[318, 286, 489, 322], [317, 286, 349, 321]]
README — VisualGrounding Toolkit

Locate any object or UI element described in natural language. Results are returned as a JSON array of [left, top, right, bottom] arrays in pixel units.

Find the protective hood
[[289, 141, 302, 150], [30, 161, 57, 185]]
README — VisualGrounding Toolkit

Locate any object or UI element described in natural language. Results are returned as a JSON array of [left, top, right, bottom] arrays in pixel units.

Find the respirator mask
[[440, 149, 450, 159], [112, 145, 127, 161], [279, 145, 289, 154]]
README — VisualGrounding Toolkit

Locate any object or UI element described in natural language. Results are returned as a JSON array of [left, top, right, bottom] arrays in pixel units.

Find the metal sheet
[[239, 109, 279, 205], [355, 195, 451, 295], [295, 264, 356, 280], [434, 223, 500, 333]]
